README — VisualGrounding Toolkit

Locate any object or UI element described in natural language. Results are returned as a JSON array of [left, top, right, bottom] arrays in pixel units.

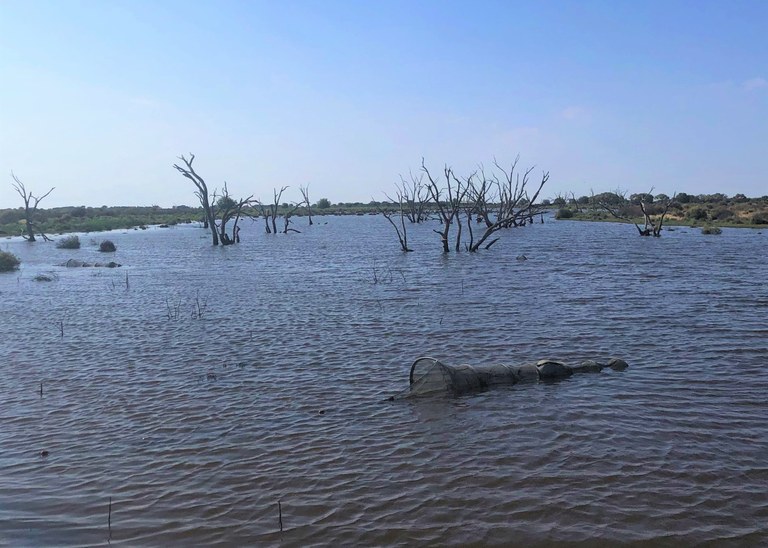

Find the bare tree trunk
[[282, 204, 302, 234], [463, 160, 548, 252], [270, 187, 287, 234], [378, 194, 413, 252], [299, 185, 313, 226], [173, 154, 219, 245], [11, 172, 54, 242], [422, 160, 468, 253], [639, 191, 675, 237], [214, 182, 254, 245]]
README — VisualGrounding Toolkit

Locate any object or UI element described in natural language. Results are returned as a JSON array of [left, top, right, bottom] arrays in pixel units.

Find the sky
[[1, 0, 766, 208]]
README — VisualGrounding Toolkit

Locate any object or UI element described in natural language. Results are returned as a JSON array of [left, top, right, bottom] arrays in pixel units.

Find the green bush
[[751, 212, 768, 225], [688, 206, 708, 221], [56, 235, 81, 249], [555, 208, 574, 219], [710, 207, 734, 221], [0, 250, 21, 272], [701, 226, 722, 235], [99, 240, 117, 252]]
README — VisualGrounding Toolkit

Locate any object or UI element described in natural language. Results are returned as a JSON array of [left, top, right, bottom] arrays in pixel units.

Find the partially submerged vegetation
[[0, 250, 20, 272], [33, 272, 58, 282], [380, 156, 548, 252], [4, 165, 765, 247], [99, 240, 117, 252], [55, 235, 81, 249]]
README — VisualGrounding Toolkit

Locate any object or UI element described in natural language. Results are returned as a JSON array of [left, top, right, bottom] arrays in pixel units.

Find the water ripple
[[1, 218, 767, 545]]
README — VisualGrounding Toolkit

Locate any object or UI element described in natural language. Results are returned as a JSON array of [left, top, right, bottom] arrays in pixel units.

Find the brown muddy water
[[1, 216, 767, 546]]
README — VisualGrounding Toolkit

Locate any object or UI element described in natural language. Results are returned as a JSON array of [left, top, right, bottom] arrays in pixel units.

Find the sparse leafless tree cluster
[[256, 186, 287, 235], [174, 155, 321, 244], [382, 157, 548, 252], [11, 172, 55, 242], [393, 172, 430, 224], [214, 183, 254, 244], [173, 154, 257, 245]]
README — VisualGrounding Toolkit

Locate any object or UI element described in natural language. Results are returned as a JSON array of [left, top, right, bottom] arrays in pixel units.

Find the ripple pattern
[[1, 218, 767, 545]]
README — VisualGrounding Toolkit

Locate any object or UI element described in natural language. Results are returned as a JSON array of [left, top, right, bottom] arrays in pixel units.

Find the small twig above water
[[191, 290, 208, 320]]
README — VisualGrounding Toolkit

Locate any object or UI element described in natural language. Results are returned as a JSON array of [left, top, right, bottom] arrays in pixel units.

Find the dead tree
[[422, 159, 470, 253], [173, 154, 219, 245], [11, 172, 54, 242], [595, 188, 675, 237], [256, 201, 272, 233], [463, 160, 548, 251], [396, 171, 429, 223], [258, 186, 287, 234], [378, 193, 413, 252], [282, 203, 302, 234], [639, 191, 675, 237], [299, 185, 313, 226], [214, 182, 254, 245]]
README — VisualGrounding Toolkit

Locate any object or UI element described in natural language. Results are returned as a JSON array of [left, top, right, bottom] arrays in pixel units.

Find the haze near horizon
[[1, 0, 766, 208]]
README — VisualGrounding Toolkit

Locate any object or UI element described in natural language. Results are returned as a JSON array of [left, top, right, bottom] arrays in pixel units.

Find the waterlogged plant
[[99, 240, 117, 252], [164, 291, 209, 320], [56, 235, 81, 249], [701, 226, 722, 235], [33, 272, 59, 282], [0, 250, 21, 272]]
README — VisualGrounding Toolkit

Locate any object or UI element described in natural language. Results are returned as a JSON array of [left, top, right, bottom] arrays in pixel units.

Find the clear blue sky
[[1, 0, 766, 207]]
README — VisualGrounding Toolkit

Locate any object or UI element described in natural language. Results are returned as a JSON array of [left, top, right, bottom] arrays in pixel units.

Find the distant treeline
[[3, 192, 767, 237], [553, 192, 768, 227], [0, 201, 395, 236]]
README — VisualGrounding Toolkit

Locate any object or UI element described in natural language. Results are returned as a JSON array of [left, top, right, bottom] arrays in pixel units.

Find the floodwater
[[1, 215, 767, 546]]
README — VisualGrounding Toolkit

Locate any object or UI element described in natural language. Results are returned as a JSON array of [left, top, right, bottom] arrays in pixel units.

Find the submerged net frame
[[406, 357, 520, 397], [399, 356, 626, 398]]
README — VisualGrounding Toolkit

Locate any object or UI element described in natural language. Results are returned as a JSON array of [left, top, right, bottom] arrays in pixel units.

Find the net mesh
[[396, 357, 627, 398], [401, 357, 519, 398]]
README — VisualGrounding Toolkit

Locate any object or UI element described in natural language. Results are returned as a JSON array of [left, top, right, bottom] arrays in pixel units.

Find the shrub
[[33, 272, 58, 282], [56, 235, 81, 249], [701, 226, 722, 235], [0, 250, 20, 272], [99, 240, 117, 252], [688, 206, 708, 221], [751, 212, 768, 225], [710, 207, 734, 221], [555, 208, 574, 219]]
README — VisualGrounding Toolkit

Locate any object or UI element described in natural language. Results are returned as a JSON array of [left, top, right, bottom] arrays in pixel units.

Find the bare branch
[[9, 172, 55, 241]]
